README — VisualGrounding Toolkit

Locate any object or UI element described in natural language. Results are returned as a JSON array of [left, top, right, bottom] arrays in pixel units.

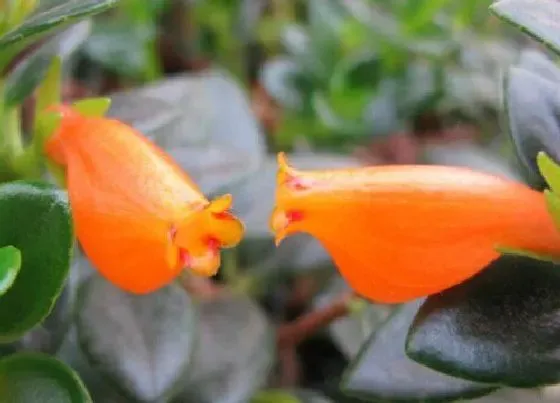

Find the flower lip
[[270, 154, 309, 245], [173, 194, 244, 277], [270, 208, 304, 246]]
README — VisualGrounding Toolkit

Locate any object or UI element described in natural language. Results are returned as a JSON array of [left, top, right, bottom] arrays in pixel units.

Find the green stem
[[220, 248, 239, 284], [3, 106, 23, 159], [1, 106, 40, 179]]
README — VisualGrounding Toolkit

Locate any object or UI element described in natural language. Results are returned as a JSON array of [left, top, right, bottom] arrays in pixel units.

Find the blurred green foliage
[[0, 1, 560, 403]]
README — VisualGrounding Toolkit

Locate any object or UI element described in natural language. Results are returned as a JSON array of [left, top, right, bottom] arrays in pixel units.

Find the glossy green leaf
[[0, 0, 118, 49], [491, 0, 560, 56], [72, 97, 111, 117], [0, 181, 72, 342], [538, 152, 560, 194], [0, 352, 91, 402], [341, 300, 496, 402], [77, 274, 196, 402], [504, 67, 560, 184], [3, 20, 91, 107], [6, 284, 74, 355], [407, 255, 560, 387], [0, 246, 20, 296]]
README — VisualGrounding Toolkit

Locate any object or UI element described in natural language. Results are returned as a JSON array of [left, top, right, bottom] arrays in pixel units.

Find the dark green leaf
[[444, 69, 498, 118], [313, 275, 394, 358], [0, 246, 20, 296], [0, 0, 118, 48], [76, 274, 196, 402], [7, 284, 74, 354], [406, 255, 560, 387], [519, 49, 560, 83], [82, 21, 153, 80], [4, 20, 91, 107], [312, 91, 366, 137], [341, 300, 496, 402], [421, 143, 521, 180], [362, 79, 402, 137], [491, 0, 560, 56], [0, 352, 91, 402], [260, 57, 305, 109], [504, 66, 560, 185], [57, 325, 131, 403], [173, 292, 274, 403], [0, 181, 72, 342], [106, 70, 266, 197], [400, 62, 443, 117], [330, 51, 381, 92]]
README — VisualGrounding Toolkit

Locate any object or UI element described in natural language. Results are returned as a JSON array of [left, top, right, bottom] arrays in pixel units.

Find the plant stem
[[220, 248, 239, 284], [276, 291, 356, 348], [3, 106, 23, 158]]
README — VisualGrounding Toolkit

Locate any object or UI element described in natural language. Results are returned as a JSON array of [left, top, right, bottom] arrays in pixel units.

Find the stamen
[[168, 225, 177, 241], [179, 249, 191, 267], [285, 174, 311, 191], [207, 237, 220, 251]]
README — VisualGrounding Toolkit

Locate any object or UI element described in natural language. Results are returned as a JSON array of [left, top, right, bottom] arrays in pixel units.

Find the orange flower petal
[[44, 106, 244, 294], [270, 152, 560, 303]]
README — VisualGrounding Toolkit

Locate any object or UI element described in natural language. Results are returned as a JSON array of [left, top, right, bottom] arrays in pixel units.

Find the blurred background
[[17, 0, 560, 402]]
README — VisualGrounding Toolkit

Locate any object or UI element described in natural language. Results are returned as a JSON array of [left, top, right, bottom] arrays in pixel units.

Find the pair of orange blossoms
[[44, 106, 560, 303]]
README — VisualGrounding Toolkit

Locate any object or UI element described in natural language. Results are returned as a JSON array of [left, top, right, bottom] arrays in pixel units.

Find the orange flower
[[270, 153, 560, 303], [44, 106, 244, 294]]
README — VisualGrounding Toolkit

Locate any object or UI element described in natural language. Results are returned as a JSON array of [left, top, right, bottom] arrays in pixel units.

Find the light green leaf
[[72, 98, 111, 117], [0, 246, 21, 296], [537, 151, 560, 194], [0, 0, 118, 48], [4, 21, 91, 107]]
